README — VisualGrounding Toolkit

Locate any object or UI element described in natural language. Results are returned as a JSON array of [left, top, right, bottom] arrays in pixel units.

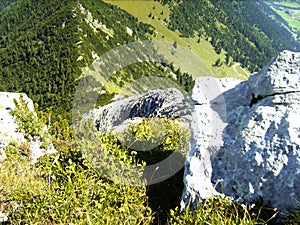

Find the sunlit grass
[[104, 0, 250, 80]]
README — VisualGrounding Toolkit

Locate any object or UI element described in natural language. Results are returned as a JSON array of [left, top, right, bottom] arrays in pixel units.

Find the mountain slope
[[0, 0, 192, 119], [166, 0, 300, 71], [104, 0, 250, 79], [1, 0, 299, 120], [108, 0, 300, 75]]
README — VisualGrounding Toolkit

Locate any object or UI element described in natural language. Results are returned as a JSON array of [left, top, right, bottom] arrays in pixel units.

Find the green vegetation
[[169, 197, 262, 225], [1, 147, 153, 224], [0, 0, 194, 121], [1, 83, 299, 225], [0, 0, 17, 10], [166, 0, 300, 73], [1, 0, 300, 224], [277, 10, 300, 30], [260, 1, 300, 43], [274, 1, 300, 9], [1, 97, 153, 224], [266, 1, 300, 33], [105, 0, 250, 79], [0, 0, 298, 118]]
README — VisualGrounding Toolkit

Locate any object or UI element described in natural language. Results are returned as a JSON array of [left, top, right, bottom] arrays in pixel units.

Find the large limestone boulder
[[181, 50, 300, 212], [180, 77, 245, 210], [213, 50, 300, 212]]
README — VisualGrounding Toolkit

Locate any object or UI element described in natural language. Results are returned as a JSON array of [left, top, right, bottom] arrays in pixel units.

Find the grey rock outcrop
[[181, 50, 300, 212], [0, 92, 55, 163], [85, 88, 191, 134], [249, 50, 300, 97], [180, 77, 242, 211]]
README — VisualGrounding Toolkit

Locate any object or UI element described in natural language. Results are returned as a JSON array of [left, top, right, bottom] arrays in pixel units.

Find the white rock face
[[126, 26, 133, 36], [0, 92, 55, 163], [181, 50, 300, 212], [0, 92, 34, 111], [181, 77, 246, 211]]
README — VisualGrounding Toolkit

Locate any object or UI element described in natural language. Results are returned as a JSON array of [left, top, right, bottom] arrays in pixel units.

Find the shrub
[[1, 100, 153, 224]]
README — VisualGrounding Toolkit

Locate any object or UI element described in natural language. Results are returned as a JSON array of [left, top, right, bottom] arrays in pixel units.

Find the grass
[[1, 102, 153, 224], [104, 0, 250, 80], [0, 154, 46, 199], [267, 1, 300, 32], [169, 197, 264, 225], [1, 96, 300, 224], [277, 10, 300, 30], [274, 1, 300, 9]]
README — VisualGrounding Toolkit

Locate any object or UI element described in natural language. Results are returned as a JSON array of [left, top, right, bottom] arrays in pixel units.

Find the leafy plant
[[10, 95, 47, 141]]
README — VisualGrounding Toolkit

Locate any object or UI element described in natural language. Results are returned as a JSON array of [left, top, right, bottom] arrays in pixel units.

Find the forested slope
[[166, 0, 300, 72], [0, 0, 193, 119]]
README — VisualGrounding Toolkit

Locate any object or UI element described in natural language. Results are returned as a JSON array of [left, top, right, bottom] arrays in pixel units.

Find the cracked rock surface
[[181, 50, 300, 212]]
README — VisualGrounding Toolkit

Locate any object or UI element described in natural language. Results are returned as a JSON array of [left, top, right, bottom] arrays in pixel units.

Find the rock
[[85, 88, 191, 134], [213, 51, 300, 212], [181, 76, 245, 211], [0, 92, 55, 163], [126, 26, 133, 36], [0, 93, 32, 160], [0, 92, 34, 111], [0, 211, 8, 223], [181, 50, 300, 213], [249, 50, 300, 97]]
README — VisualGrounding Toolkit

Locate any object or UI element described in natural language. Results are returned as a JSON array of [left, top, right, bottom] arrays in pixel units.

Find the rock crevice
[[249, 90, 300, 108]]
